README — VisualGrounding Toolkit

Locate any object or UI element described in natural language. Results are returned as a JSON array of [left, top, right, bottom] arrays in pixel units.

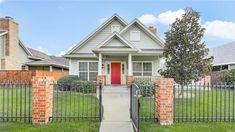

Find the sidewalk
[[99, 85, 134, 132]]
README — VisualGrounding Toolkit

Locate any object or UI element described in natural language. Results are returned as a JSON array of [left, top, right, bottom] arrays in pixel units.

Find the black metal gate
[[51, 81, 103, 121], [130, 82, 140, 132]]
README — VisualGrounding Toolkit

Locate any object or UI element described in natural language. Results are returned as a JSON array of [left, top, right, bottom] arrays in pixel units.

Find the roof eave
[[66, 14, 128, 55], [119, 19, 165, 48]]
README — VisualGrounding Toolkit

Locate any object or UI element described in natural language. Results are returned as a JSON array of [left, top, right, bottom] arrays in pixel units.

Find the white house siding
[[73, 20, 125, 53], [230, 64, 235, 70], [122, 25, 162, 50], [70, 59, 78, 75], [19, 46, 30, 66], [105, 38, 126, 47]]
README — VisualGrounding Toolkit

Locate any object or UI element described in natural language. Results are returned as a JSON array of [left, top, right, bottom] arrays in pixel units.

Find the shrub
[[223, 69, 235, 84], [135, 78, 154, 97], [72, 80, 96, 93], [57, 75, 79, 91]]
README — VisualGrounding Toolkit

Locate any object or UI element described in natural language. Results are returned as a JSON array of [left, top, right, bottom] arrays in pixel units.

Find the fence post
[[31, 76, 54, 125], [155, 77, 174, 125], [99, 80, 102, 121]]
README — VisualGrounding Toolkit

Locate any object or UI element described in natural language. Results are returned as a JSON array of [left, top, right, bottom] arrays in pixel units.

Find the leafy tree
[[159, 8, 213, 84]]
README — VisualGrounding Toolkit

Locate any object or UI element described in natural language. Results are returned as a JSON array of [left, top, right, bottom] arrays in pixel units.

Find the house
[[209, 41, 235, 71], [64, 14, 164, 86], [0, 16, 69, 72]]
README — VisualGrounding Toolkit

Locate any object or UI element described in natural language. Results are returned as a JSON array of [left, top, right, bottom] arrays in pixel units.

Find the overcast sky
[[0, 0, 235, 56]]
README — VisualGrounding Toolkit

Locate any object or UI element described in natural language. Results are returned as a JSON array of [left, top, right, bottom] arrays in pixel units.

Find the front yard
[[140, 87, 235, 121], [0, 87, 101, 132], [0, 121, 100, 132], [141, 122, 235, 132]]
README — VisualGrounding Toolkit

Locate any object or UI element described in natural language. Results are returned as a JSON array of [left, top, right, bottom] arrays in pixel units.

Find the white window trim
[[77, 61, 98, 81], [132, 61, 153, 76], [111, 25, 121, 33], [130, 31, 140, 41]]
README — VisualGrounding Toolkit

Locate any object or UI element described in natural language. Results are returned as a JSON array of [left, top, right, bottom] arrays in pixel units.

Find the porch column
[[98, 53, 102, 75], [126, 53, 133, 88], [128, 53, 133, 75]]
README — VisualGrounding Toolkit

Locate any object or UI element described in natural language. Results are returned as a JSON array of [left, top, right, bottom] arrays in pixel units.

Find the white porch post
[[98, 53, 102, 75], [49, 66, 53, 72], [128, 53, 133, 76]]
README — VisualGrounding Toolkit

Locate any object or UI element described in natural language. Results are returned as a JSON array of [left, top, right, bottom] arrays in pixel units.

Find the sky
[[0, 0, 235, 56]]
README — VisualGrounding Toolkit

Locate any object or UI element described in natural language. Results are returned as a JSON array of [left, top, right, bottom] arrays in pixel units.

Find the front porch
[[96, 52, 161, 87]]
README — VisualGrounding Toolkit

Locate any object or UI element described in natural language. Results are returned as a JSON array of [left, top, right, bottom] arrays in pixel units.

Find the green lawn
[[0, 121, 100, 132], [0, 87, 100, 121], [141, 121, 235, 132], [140, 88, 235, 122]]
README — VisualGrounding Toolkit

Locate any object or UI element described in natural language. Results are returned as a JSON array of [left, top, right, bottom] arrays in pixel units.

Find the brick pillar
[[32, 76, 54, 125], [156, 77, 174, 125], [96, 75, 105, 87], [126, 75, 134, 88]]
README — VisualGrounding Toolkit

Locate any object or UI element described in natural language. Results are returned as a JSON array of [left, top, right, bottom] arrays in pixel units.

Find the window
[[222, 65, 228, 70], [107, 64, 110, 74], [21, 65, 26, 70], [111, 25, 120, 33], [133, 62, 152, 76], [212, 65, 229, 71], [0, 36, 5, 58], [122, 64, 125, 74], [130, 31, 140, 41], [78, 61, 98, 81], [212, 66, 220, 71]]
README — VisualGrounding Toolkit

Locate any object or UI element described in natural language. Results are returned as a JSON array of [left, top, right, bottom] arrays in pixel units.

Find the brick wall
[[32, 76, 54, 125], [0, 70, 68, 82], [35, 70, 68, 82], [0, 18, 21, 70], [155, 77, 174, 125]]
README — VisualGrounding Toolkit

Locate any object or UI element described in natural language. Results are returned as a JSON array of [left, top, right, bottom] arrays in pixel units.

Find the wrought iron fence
[[51, 82, 102, 121], [174, 83, 235, 122], [130, 82, 140, 132], [134, 78, 156, 121], [0, 81, 32, 123]]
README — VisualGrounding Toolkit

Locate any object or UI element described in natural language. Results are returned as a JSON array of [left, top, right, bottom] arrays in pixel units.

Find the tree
[[159, 8, 213, 84]]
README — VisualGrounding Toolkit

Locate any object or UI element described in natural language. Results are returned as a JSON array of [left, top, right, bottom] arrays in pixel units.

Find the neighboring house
[[0, 16, 69, 72], [64, 14, 164, 86], [209, 41, 235, 71]]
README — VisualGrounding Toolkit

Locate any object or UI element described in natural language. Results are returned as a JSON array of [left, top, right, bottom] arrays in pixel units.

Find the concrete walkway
[[99, 85, 134, 132]]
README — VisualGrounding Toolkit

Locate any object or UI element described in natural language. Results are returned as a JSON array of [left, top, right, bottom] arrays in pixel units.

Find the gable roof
[[119, 19, 165, 48], [67, 13, 128, 54], [26, 48, 69, 68], [209, 41, 235, 65], [96, 32, 138, 49], [25, 56, 69, 69], [19, 39, 33, 56], [28, 48, 51, 60]]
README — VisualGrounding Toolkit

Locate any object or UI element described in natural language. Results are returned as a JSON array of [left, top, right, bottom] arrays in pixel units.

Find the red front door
[[111, 63, 121, 84]]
